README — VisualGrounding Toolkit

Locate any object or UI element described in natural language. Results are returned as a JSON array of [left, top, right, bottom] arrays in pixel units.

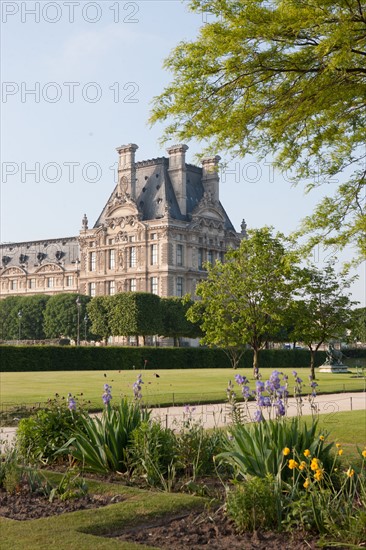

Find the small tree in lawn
[[288, 261, 357, 379], [16, 294, 50, 340], [109, 292, 163, 346], [160, 297, 201, 346], [187, 227, 298, 376], [43, 293, 91, 341], [87, 296, 113, 345], [0, 296, 23, 340]]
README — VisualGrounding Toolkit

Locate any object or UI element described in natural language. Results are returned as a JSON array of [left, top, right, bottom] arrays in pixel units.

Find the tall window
[[108, 249, 115, 269], [10, 280, 18, 290], [176, 276, 184, 297], [88, 282, 96, 297], [129, 247, 136, 268], [207, 250, 213, 265], [198, 248, 204, 270], [176, 244, 183, 266], [89, 251, 96, 272], [65, 275, 73, 287], [151, 244, 158, 265], [150, 277, 158, 295], [29, 278, 36, 289], [130, 278, 136, 292], [107, 281, 115, 295], [47, 277, 54, 288]]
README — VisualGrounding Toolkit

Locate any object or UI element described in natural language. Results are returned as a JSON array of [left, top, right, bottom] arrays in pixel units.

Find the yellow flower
[[319, 435, 324, 441], [283, 447, 291, 456], [288, 459, 299, 470], [299, 461, 307, 471], [338, 449, 343, 456], [303, 478, 310, 489], [314, 469, 323, 481], [336, 443, 342, 449], [310, 458, 320, 471], [346, 468, 355, 478], [362, 449, 366, 459], [304, 449, 311, 458]]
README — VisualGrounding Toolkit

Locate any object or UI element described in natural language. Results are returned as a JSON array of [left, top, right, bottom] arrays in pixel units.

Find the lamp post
[[84, 313, 88, 344], [76, 296, 81, 346], [18, 310, 22, 343]]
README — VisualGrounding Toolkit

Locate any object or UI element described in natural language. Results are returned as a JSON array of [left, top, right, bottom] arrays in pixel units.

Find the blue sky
[[1, 0, 365, 304]]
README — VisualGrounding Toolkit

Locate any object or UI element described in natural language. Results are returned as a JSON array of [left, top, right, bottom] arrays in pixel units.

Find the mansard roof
[[94, 155, 236, 231], [0, 237, 79, 272]]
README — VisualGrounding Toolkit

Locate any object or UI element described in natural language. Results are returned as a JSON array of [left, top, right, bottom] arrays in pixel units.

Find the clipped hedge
[[0, 346, 330, 373]]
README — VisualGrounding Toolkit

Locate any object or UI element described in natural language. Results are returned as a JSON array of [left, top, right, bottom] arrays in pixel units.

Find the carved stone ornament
[[201, 191, 215, 206], [119, 175, 128, 195], [3, 267, 24, 276], [82, 214, 89, 230], [36, 264, 63, 273], [115, 231, 128, 243]]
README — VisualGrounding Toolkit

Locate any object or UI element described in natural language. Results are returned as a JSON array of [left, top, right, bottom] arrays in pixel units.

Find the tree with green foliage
[[151, 0, 366, 261], [160, 297, 201, 346], [0, 296, 23, 340], [43, 293, 91, 341], [87, 295, 113, 345], [109, 292, 163, 346], [288, 261, 357, 378], [346, 307, 366, 344], [187, 227, 298, 374], [16, 294, 50, 340]]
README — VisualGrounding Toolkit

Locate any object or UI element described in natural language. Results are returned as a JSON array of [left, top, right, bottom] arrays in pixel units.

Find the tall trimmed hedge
[[0, 346, 330, 373]]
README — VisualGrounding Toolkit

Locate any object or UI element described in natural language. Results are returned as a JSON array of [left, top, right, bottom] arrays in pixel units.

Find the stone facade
[[0, 144, 243, 299]]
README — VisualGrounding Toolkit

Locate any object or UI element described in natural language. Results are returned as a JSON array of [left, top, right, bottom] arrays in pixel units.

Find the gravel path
[[1, 392, 365, 452]]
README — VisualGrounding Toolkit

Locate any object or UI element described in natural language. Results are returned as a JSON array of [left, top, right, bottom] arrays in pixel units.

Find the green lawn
[[302, 410, 366, 465], [1, 368, 365, 410]]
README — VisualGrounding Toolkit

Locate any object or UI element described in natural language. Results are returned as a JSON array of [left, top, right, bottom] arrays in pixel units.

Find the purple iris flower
[[102, 384, 112, 406], [67, 394, 77, 411], [276, 399, 286, 417], [253, 409, 264, 422]]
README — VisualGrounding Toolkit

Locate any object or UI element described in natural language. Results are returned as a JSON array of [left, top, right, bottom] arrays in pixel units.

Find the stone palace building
[[0, 144, 243, 300]]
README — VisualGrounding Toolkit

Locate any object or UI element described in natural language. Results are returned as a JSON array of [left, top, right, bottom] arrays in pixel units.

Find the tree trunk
[[253, 348, 259, 379], [174, 336, 178, 347], [310, 349, 315, 380]]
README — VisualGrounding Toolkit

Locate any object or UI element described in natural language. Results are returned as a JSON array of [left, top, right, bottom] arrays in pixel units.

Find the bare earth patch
[[0, 485, 125, 521], [113, 508, 345, 550]]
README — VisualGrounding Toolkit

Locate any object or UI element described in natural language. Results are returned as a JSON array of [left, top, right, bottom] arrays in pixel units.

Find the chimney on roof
[[202, 155, 221, 203], [166, 144, 189, 216], [116, 143, 138, 199]]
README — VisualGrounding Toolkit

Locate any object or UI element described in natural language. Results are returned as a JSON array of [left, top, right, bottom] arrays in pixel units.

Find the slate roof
[[0, 237, 79, 271], [94, 157, 236, 231]]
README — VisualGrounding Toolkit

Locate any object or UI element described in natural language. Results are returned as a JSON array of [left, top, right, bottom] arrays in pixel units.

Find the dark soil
[[0, 484, 125, 521], [113, 508, 343, 550]]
